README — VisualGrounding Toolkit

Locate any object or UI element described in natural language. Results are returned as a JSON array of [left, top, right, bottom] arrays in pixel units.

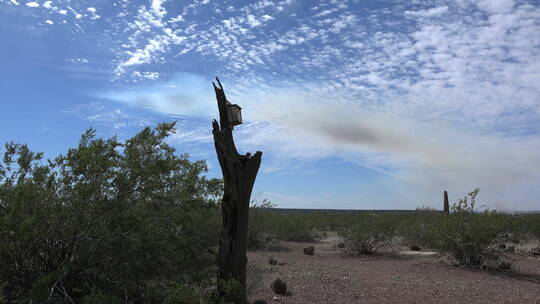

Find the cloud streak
[[100, 71, 540, 210], [99, 73, 217, 118]]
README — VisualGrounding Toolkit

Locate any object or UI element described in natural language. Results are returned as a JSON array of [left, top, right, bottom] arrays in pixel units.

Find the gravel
[[247, 239, 540, 304]]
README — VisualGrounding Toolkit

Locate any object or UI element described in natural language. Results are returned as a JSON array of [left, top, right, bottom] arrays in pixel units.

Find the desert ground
[[246, 238, 540, 304]]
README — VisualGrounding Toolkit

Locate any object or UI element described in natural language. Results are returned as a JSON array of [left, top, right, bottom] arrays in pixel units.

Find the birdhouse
[[227, 102, 242, 128]]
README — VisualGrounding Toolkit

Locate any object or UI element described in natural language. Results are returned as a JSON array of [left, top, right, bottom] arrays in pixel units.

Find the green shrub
[[275, 215, 323, 242], [0, 123, 221, 302], [397, 210, 441, 248], [513, 213, 540, 240], [160, 280, 217, 304], [431, 188, 512, 266], [338, 213, 396, 255], [248, 199, 278, 249], [248, 202, 323, 249]]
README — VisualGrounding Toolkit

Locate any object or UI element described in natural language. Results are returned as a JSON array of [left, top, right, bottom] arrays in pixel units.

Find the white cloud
[[151, 0, 167, 18], [63, 102, 153, 130], [45, 19, 53, 24], [313, 8, 338, 18], [26, 1, 39, 7], [477, 0, 515, 14], [131, 71, 160, 80], [99, 73, 216, 118], [328, 14, 357, 33], [404, 6, 448, 17], [169, 15, 183, 23], [86, 7, 100, 20], [113, 0, 298, 77], [246, 14, 262, 27], [67, 58, 89, 64], [116, 37, 170, 72]]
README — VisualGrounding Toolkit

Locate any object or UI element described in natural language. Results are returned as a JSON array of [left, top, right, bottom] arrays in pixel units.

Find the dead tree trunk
[[212, 78, 262, 304]]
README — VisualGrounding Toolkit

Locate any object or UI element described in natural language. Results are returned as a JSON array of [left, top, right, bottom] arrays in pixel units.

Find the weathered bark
[[212, 78, 262, 304], [443, 190, 449, 214]]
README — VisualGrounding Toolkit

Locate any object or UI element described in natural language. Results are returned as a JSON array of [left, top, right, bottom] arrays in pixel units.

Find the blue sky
[[1, 0, 539, 210]]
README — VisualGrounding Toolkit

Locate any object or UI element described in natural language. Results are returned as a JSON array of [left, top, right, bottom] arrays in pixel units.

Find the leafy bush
[[397, 210, 442, 248], [0, 123, 222, 302], [248, 199, 278, 249], [248, 201, 323, 249], [513, 213, 540, 240], [431, 188, 512, 266], [274, 215, 323, 243], [338, 213, 396, 255]]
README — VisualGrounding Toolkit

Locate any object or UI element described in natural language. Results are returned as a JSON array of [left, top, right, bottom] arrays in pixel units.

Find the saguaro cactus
[[443, 190, 449, 214]]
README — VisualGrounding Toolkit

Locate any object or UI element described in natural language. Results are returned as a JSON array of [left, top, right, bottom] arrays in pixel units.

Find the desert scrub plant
[[271, 212, 324, 242], [248, 199, 279, 249], [0, 123, 222, 303], [248, 205, 323, 247], [513, 213, 540, 241], [398, 209, 442, 248], [338, 213, 396, 255], [275, 218, 323, 242], [432, 188, 512, 266]]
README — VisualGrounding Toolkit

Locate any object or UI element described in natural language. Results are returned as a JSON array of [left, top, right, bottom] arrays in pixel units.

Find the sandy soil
[[246, 239, 540, 304]]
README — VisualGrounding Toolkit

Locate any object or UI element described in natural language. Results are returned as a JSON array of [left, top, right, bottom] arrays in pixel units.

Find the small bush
[[215, 278, 245, 304], [397, 210, 441, 248], [432, 188, 512, 267], [514, 213, 540, 241], [265, 238, 281, 252], [338, 213, 395, 255], [248, 199, 278, 249], [248, 202, 322, 249], [277, 224, 322, 242]]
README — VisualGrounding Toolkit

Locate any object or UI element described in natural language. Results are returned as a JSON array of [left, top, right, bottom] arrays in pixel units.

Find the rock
[[497, 232, 520, 244], [303, 246, 315, 255], [337, 242, 345, 248], [483, 257, 512, 270], [498, 232, 512, 240], [499, 261, 512, 270], [410, 245, 421, 251], [278, 262, 287, 266], [252, 300, 267, 304], [272, 296, 280, 301], [530, 247, 540, 256], [269, 256, 277, 265], [496, 243, 515, 252], [271, 278, 287, 295], [266, 239, 280, 251]]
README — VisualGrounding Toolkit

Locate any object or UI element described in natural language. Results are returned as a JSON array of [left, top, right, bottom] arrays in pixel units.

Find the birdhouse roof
[[228, 102, 242, 110]]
